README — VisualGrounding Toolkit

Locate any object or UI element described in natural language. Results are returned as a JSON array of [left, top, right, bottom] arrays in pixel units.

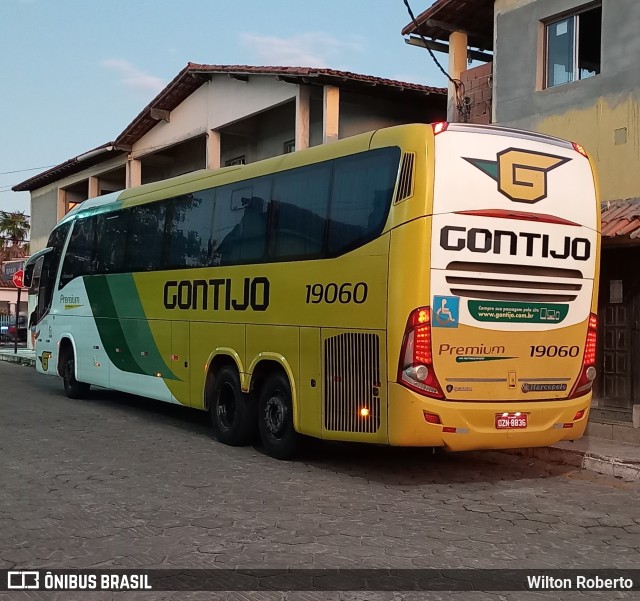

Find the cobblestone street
[[1, 361, 639, 600]]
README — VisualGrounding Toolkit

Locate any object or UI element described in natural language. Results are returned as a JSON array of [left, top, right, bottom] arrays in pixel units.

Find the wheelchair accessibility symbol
[[433, 296, 460, 328]]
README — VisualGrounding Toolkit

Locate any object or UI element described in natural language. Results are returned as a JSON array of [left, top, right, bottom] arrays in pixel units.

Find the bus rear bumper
[[387, 383, 590, 451]]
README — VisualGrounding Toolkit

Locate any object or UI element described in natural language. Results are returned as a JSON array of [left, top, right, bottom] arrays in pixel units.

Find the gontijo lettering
[[163, 277, 270, 311], [440, 226, 591, 261]]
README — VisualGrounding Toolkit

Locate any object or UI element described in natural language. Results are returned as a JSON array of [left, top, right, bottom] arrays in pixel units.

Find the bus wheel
[[209, 365, 257, 446], [258, 371, 301, 460], [62, 353, 90, 399]]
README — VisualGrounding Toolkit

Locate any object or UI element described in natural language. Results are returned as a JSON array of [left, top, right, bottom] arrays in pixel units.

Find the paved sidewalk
[[2, 346, 639, 481], [0, 346, 35, 366], [505, 436, 640, 482]]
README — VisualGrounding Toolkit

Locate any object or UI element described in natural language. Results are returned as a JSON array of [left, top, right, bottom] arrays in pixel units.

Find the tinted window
[[166, 189, 215, 269], [43, 221, 71, 306], [126, 203, 167, 272], [60, 217, 96, 287], [47, 221, 71, 269], [328, 147, 400, 254], [213, 177, 272, 264], [271, 163, 331, 259], [95, 212, 128, 273]]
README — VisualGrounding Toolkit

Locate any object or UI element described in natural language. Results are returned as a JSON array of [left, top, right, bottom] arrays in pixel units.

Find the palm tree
[[0, 211, 30, 261]]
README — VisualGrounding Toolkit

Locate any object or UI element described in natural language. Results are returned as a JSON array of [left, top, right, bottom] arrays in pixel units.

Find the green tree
[[0, 211, 30, 261]]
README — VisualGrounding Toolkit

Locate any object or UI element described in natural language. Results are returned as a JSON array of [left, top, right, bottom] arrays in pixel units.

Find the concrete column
[[447, 31, 468, 122], [206, 130, 221, 169], [323, 85, 340, 144], [88, 176, 99, 199], [295, 85, 310, 151], [56, 188, 66, 220], [126, 157, 142, 188]]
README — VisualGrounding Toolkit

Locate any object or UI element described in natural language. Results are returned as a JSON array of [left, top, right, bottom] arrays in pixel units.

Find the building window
[[283, 140, 295, 154], [225, 155, 246, 166], [545, 4, 601, 88]]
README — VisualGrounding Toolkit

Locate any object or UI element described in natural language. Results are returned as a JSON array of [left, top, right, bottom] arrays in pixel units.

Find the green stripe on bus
[[85, 275, 145, 375], [107, 274, 178, 380], [84, 275, 177, 380]]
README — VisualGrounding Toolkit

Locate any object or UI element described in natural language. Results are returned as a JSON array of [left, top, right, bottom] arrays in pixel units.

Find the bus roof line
[[445, 123, 574, 149]]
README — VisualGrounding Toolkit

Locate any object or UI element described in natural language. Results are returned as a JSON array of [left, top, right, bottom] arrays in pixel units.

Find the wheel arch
[[57, 335, 78, 378], [202, 349, 244, 411], [248, 353, 299, 432]]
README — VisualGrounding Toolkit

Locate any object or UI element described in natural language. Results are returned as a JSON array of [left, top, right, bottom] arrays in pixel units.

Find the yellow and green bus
[[26, 123, 600, 458]]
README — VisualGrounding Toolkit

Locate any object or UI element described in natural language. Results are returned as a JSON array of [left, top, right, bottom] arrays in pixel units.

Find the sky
[[0, 0, 442, 219]]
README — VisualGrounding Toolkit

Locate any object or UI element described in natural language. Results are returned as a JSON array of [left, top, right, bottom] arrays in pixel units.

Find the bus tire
[[62, 353, 90, 399], [209, 365, 257, 446], [258, 371, 301, 460]]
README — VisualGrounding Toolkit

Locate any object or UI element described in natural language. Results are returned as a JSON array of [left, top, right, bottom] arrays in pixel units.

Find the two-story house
[[14, 64, 446, 251], [404, 0, 640, 433]]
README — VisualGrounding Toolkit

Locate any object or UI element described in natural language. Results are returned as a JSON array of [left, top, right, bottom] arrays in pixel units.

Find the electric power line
[[0, 165, 57, 176], [402, 0, 470, 122]]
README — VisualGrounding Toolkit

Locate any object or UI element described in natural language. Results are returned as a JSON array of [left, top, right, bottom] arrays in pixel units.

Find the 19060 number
[[529, 345, 580, 358], [305, 282, 368, 304]]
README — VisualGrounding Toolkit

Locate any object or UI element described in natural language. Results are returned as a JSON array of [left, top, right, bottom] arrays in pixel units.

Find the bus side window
[[59, 217, 96, 287], [126, 203, 167, 272], [214, 177, 272, 265], [40, 221, 71, 314], [328, 147, 400, 255], [165, 189, 215, 269], [95, 213, 128, 273], [271, 163, 331, 259]]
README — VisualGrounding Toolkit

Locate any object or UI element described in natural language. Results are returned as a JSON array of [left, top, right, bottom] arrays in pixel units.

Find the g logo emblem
[[464, 148, 570, 204], [39, 351, 52, 371]]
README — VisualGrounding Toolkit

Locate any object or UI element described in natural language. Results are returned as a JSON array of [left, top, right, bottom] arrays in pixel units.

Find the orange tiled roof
[[601, 198, 640, 239], [401, 0, 494, 50]]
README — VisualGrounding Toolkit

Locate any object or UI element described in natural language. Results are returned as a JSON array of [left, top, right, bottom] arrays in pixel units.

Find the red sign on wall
[[12, 269, 24, 288]]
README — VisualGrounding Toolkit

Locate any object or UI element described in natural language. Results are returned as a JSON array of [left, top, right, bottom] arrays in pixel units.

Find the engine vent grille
[[324, 332, 381, 433], [395, 152, 415, 203], [444, 261, 583, 302]]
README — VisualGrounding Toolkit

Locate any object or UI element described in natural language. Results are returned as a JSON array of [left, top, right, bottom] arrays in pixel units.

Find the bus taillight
[[432, 122, 449, 135], [568, 313, 598, 399], [572, 141, 589, 158], [398, 307, 445, 399]]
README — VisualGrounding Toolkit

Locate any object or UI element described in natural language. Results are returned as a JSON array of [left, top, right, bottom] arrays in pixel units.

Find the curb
[[504, 445, 640, 482], [0, 353, 36, 367]]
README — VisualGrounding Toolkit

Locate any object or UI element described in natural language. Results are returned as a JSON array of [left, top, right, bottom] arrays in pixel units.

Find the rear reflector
[[423, 411, 441, 424], [573, 409, 586, 421]]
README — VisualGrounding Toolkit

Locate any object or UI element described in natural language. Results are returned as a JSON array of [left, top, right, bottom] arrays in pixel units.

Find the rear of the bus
[[392, 123, 600, 451]]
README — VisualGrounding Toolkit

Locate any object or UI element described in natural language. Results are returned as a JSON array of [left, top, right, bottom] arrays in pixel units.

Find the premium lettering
[[440, 226, 591, 261], [438, 343, 506, 356], [164, 277, 270, 311]]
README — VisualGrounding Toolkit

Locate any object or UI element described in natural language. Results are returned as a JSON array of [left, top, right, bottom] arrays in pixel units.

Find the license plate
[[495, 412, 528, 429]]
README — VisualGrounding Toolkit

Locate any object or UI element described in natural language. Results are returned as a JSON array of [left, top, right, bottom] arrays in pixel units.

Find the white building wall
[[132, 76, 297, 161], [132, 85, 209, 157], [29, 155, 126, 252], [207, 75, 296, 129], [30, 186, 59, 253]]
